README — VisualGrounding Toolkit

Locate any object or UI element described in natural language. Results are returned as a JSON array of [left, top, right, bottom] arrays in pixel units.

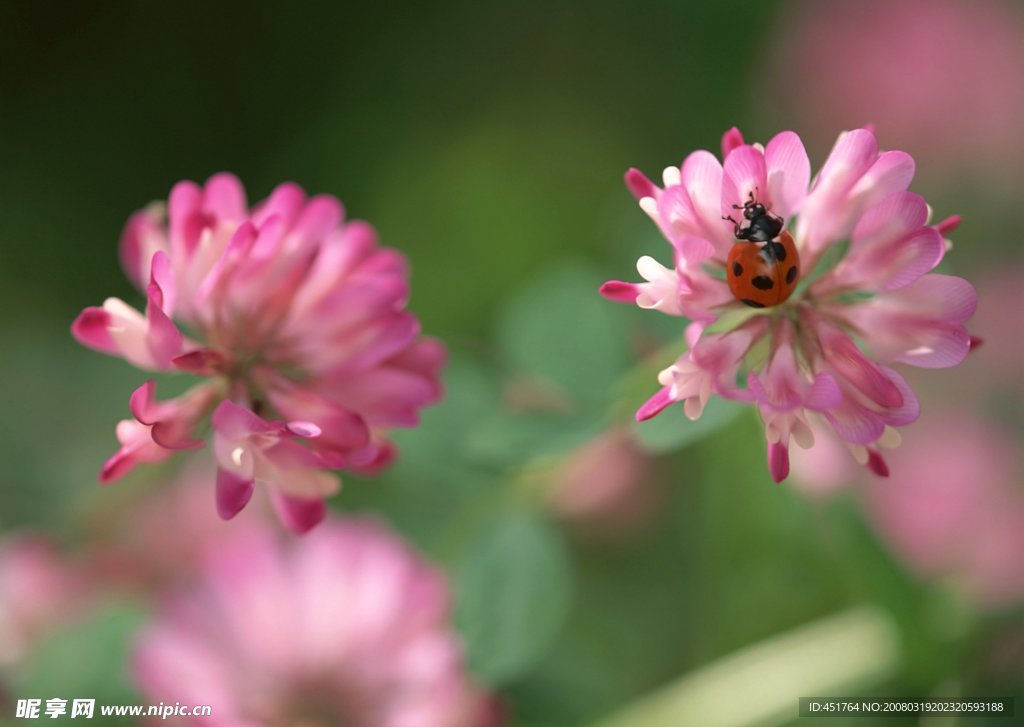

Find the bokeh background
[[2, 1, 1023, 725]]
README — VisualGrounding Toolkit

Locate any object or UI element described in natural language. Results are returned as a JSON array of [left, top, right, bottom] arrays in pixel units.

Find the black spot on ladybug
[[786, 265, 798, 284], [752, 275, 774, 290], [740, 298, 765, 308], [760, 241, 786, 262], [732, 261, 743, 277]]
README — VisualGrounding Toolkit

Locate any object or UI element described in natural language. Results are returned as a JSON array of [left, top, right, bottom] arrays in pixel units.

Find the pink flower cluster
[[73, 175, 444, 532], [134, 518, 489, 727], [602, 128, 976, 481]]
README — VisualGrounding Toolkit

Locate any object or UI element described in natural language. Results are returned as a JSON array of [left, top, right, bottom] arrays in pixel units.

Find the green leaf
[[631, 396, 746, 454], [454, 509, 573, 684], [496, 263, 631, 411], [465, 411, 605, 466], [390, 354, 502, 476]]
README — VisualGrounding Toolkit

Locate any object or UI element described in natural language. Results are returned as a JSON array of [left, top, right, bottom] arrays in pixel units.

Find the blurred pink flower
[[602, 127, 976, 482], [862, 413, 1024, 607], [133, 518, 490, 727], [87, 464, 270, 592], [776, 0, 1024, 183], [0, 535, 89, 669], [547, 427, 660, 536], [72, 175, 445, 532]]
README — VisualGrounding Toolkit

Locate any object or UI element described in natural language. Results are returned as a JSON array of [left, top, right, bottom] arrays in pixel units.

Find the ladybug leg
[[722, 214, 743, 236]]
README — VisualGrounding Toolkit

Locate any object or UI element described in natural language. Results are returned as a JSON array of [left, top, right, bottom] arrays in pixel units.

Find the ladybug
[[724, 192, 800, 308]]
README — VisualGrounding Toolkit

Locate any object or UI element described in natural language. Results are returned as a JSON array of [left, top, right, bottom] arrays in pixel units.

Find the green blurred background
[[2, 1, 1023, 725]]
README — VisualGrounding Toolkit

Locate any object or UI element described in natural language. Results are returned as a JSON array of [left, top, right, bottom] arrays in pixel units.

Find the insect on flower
[[723, 189, 800, 308], [601, 127, 977, 482]]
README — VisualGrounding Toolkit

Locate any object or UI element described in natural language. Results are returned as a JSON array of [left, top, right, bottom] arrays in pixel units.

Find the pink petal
[[216, 468, 255, 520], [318, 312, 422, 375], [625, 168, 658, 200], [797, 128, 879, 252], [823, 224, 944, 294], [252, 182, 306, 230], [285, 421, 321, 438], [145, 277, 183, 369], [768, 441, 790, 483], [876, 367, 920, 427], [202, 172, 247, 222], [150, 422, 205, 451], [195, 221, 259, 304], [324, 367, 440, 428], [721, 145, 768, 215], [680, 150, 733, 252], [825, 401, 885, 445], [820, 326, 903, 408], [866, 449, 890, 478], [269, 490, 326, 534], [100, 420, 170, 484], [851, 150, 916, 204], [656, 185, 698, 239], [875, 227, 945, 291], [129, 380, 160, 424], [764, 131, 810, 218], [149, 250, 177, 318], [171, 348, 228, 375], [805, 373, 842, 410], [347, 441, 395, 474], [851, 191, 929, 248], [263, 439, 330, 471], [267, 387, 371, 452], [720, 127, 745, 159], [71, 307, 117, 355], [842, 275, 977, 368], [387, 336, 447, 379], [599, 280, 641, 304], [816, 128, 878, 187], [292, 195, 344, 243], [99, 298, 169, 370], [119, 208, 166, 292], [935, 215, 962, 235], [211, 401, 275, 438], [167, 180, 204, 259], [636, 386, 673, 421]]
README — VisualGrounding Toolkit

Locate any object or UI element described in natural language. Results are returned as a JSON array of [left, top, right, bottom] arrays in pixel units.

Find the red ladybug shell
[[727, 230, 799, 308]]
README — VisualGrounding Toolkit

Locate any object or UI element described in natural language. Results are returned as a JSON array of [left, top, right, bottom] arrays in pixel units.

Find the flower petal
[[599, 280, 640, 304], [202, 172, 247, 222], [269, 490, 327, 534], [625, 168, 658, 200], [636, 386, 673, 422], [841, 275, 977, 368], [764, 131, 810, 218], [71, 307, 118, 355], [216, 468, 255, 520], [768, 441, 790, 483], [720, 127, 745, 159], [680, 149, 733, 253], [722, 145, 768, 215]]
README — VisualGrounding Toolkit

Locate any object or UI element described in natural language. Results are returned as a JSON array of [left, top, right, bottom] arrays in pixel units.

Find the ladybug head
[[743, 200, 767, 220]]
